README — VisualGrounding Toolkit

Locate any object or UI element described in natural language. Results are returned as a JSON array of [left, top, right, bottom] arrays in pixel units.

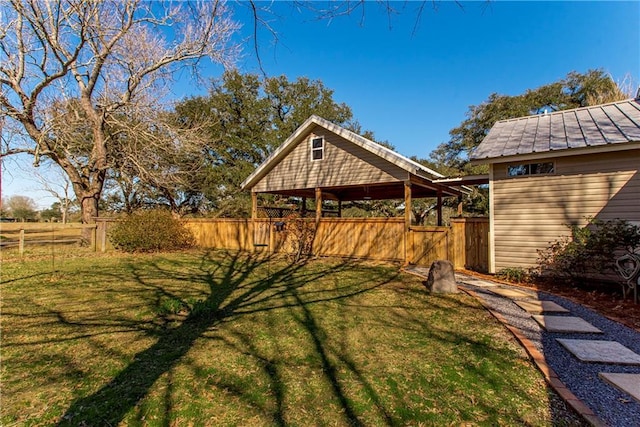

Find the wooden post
[[301, 197, 307, 217], [269, 219, 275, 254], [251, 192, 258, 220], [436, 190, 443, 227], [457, 195, 463, 216], [404, 181, 412, 231], [315, 188, 322, 226], [338, 200, 342, 218], [250, 193, 258, 250], [99, 221, 107, 252], [91, 225, 97, 252], [19, 228, 24, 256], [404, 181, 412, 265]]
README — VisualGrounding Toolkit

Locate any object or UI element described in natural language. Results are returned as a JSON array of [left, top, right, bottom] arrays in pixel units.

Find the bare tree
[[32, 164, 75, 223], [0, 0, 239, 227]]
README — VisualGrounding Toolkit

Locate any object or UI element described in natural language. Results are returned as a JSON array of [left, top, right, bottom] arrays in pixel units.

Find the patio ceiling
[[257, 176, 464, 202]]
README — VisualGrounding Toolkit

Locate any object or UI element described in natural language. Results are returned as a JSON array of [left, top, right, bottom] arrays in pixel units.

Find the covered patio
[[238, 116, 488, 269], [241, 115, 478, 230]]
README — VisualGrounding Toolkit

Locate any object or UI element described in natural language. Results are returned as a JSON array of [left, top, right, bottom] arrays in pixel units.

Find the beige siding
[[253, 125, 408, 192], [491, 149, 640, 271]]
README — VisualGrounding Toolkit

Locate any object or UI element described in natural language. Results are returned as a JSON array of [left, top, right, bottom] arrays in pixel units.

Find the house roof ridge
[[494, 98, 638, 125]]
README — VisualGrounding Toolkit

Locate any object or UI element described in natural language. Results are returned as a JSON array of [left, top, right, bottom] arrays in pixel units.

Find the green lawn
[[2, 249, 561, 426]]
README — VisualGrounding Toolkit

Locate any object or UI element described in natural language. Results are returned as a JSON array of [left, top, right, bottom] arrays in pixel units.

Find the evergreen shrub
[[537, 218, 640, 284], [496, 267, 530, 284]]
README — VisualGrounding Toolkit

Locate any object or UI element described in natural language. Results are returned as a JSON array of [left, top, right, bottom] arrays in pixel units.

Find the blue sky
[[3, 1, 639, 208], [229, 1, 639, 155]]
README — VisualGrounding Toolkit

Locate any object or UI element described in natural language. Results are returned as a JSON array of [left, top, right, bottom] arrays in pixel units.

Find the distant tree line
[[1, 2, 630, 223], [4, 68, 628, 223], [1, 195, 79, 223]]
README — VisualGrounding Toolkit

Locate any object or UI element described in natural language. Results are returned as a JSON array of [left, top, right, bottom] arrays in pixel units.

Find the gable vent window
[[311, 137, 324, 161], [507, 162, 554, 177]]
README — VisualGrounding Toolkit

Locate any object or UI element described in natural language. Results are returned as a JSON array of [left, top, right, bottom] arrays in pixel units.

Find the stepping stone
[[460, 279, 498, 288], [516, 300, 569, 314], [488, 287, 535, 299], [599, 373, 640, 403], [557, 339, 640, 365], [532, 315, 602, 333]]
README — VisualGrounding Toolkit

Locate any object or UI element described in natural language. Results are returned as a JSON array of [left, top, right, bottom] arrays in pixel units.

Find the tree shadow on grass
[[55, 250, 256, 425], [6, 250, 561, 426], [55, 251, 387, 426]]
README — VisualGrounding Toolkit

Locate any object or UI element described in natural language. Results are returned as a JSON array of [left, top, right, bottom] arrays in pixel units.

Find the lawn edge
[[461, 286, 609, 427]]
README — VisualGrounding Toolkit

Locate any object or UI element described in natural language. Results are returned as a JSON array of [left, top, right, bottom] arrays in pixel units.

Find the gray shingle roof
[[471, 98, 640, 161]]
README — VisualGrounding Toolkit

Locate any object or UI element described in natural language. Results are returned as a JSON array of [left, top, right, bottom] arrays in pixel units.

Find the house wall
[[252, 125, 408, 192], [489, 149, 640, 272]]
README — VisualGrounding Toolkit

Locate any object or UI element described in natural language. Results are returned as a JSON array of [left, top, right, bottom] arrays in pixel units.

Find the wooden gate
[[407, 218, 489, 272]]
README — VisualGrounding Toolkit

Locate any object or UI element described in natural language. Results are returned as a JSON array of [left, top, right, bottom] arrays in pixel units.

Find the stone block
[[424, 260, 458, 293], [557, 339, 640, 365]]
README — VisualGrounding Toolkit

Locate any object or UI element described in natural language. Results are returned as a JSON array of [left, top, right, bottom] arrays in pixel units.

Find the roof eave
[[470, 140, 640, 165], [241, 115, 323, 191]]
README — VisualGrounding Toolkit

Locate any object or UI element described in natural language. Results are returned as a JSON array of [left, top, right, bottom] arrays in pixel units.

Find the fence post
[[406, 229, 414, 265], [19, 228, 25, 256], [450, 219, 464, 270], [91, 225, 97, 252], [101, 222, 107, 252], [268, 221, 274, 254]]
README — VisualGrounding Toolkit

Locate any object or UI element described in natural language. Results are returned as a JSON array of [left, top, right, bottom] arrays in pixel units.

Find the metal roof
[[471, 98, 640, 162]]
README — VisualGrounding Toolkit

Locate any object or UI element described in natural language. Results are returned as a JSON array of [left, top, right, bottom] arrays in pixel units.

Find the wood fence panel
[[185, 219, 252, 251], [313, 218, 405, 261], [451, 218, 489, 272], [178, 217, 489, 272], [409, 227, 450, 267]]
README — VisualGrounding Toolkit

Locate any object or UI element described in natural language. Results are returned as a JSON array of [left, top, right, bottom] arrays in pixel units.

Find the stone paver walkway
[[515, 300, 570, 314], [599, 373, 640, 403], [485, 286, 534, 299], [402, 266, 640, 426], [532, 315, 603, 333], [557, 339, 640, 365]]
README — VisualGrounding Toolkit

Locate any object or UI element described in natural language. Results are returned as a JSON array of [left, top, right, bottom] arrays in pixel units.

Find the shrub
[[537, 218, 640, 283], [156, 297, 189, 316], [496, 267, 530, 284], [110, 209, 195, 253]]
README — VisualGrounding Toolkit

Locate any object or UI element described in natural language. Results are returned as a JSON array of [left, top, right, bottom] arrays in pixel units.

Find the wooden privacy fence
[[93, 217, 488, 270], [181, 217, 489, 271]]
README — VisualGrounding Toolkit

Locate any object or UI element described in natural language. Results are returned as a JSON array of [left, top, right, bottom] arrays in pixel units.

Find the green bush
[[496, 267, 530, 284], [156, 297, 189, 316], [537, 218, 640, 282], [109, 209, 195, 253]]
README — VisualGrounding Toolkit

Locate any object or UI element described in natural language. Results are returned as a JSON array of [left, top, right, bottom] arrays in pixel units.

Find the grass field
[[1, 249, 570, 426]]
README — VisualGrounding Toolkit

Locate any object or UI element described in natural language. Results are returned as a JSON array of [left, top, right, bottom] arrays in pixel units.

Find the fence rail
[[180, 217, 489, 271], [12, 217, 488, 271], [0, 224, 98, 255]]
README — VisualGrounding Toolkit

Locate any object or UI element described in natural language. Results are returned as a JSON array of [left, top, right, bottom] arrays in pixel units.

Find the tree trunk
[[79, 191, 101, 245], [81, 196, 99, 224]]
